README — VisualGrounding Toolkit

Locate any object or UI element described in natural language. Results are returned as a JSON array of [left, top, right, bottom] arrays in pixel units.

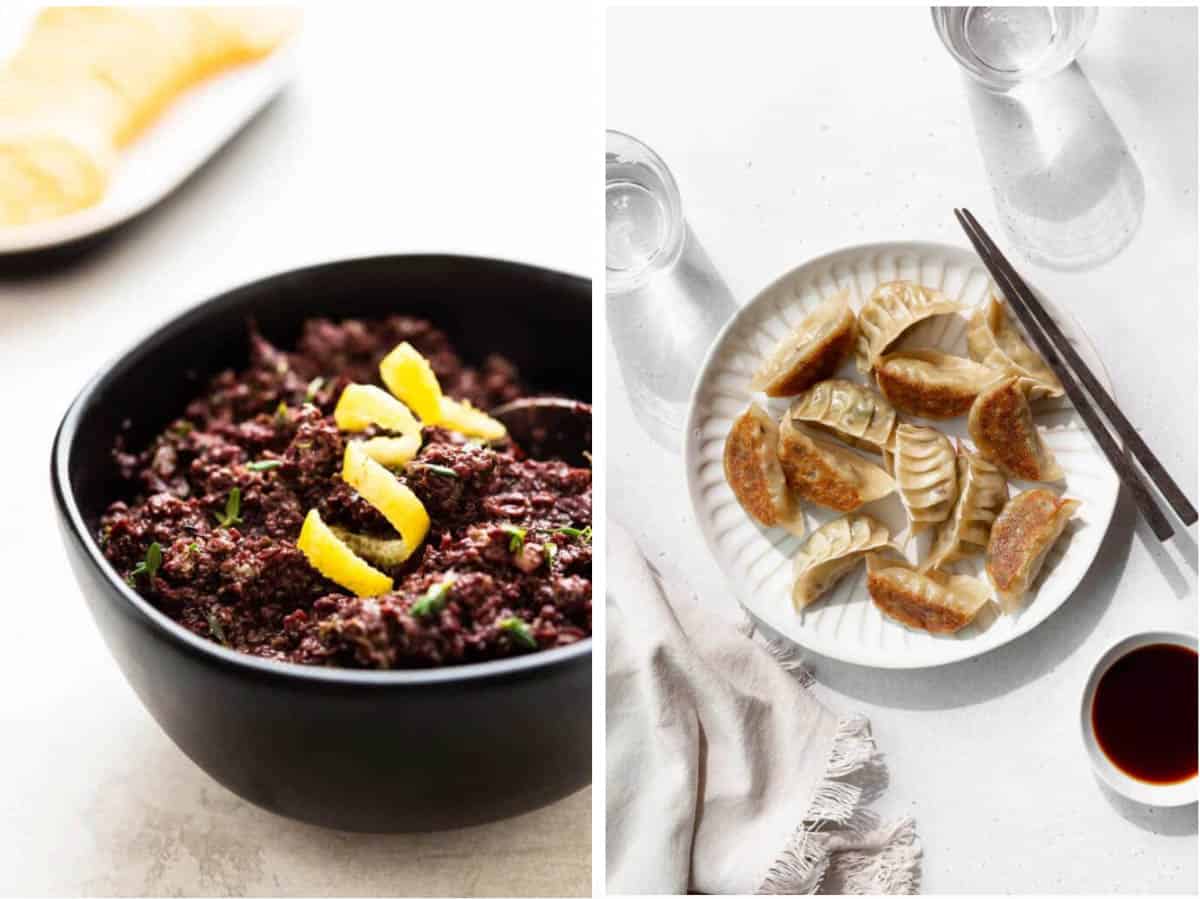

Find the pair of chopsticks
[[955, 208, 1197, 542]]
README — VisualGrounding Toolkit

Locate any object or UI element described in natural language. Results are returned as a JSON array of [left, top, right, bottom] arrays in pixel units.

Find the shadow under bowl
[[51, 254, 592, 832]]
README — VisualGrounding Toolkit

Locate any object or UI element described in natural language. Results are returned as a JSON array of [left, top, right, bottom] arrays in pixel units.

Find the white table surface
[[0, 5, 590, 896], [607, 5, 1197, 894]]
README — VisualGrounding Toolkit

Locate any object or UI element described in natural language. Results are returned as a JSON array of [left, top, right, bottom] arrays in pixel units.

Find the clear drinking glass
[[604, 130, 737, 450], [606, 130, 686, 294], [932, 7, 1098, 91]]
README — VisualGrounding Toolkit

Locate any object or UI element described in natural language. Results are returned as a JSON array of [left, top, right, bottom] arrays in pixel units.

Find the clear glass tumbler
[[604, 130, 737, 450], [606, 130, 686, 294], [932, 6, 1098, 91]]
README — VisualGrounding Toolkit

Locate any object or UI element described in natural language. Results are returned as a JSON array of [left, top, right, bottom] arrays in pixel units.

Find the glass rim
[[930, 6, 1099, 91], [605, 129, 686, 293]]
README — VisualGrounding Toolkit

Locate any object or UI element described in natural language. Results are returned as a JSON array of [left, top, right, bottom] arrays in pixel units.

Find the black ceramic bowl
[[52, 255, 591, 832]]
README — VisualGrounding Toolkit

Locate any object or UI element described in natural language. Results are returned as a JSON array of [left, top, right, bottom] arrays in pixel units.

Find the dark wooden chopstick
[[958, 209, 1198, 529], [955, 209, 1190, 541]]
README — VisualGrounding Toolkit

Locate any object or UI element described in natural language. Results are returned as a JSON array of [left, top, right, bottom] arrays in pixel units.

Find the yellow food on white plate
[[296, 509, 393, 598], [342, 441, 430, 562], [10, 6, 301, 145], [379, 342, 444, 424], [0, 67, 128, 141], [0, 6, 299, 226], [438, 397, 507, 441], [193, 8, 304, 71], [0, 120, 112, 226]]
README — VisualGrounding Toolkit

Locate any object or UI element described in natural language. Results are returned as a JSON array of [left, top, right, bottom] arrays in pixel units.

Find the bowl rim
[[51, 253, 593, 687], [1079, 629, 1198, 807]]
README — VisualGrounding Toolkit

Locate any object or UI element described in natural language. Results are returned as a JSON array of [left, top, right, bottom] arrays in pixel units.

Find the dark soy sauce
[[1092, 643, 1198, 785]]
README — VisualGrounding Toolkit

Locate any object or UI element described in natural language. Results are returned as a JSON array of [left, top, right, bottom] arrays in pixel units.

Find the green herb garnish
[[500, 524, 527, 554], [556, 525, 592, 544], [274, 401, 289, 422], [171, 420, 194, 437], [411, 574, 457, 617], [187, 542, 200, 554], [206, 609, 229, 646], [305, 376, 325, 403], [543, 541, 557, 567], [126, 542, 162, 585], [246, 459, 283, 472], [498, 617, 538, 650], [420, 463, 458, 479], [214, 487, 243, 528]]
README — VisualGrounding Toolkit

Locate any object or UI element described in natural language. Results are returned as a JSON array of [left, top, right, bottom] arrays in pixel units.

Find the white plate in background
[[684, 241, 1120, 669], [0, 12, 297, 255]]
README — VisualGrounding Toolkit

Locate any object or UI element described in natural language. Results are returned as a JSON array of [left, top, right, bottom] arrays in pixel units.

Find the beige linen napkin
[[606, 523, 920, 894]]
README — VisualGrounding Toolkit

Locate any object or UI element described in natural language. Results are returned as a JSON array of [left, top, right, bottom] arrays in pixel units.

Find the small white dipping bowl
[[1080, 630, 1198, 807]]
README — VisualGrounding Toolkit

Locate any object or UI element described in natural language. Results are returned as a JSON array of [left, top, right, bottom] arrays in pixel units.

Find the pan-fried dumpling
[[874, 350, 1000, 419], [854, 281, 964, 373], [777, 418, 895, 512], [787, 378, 896, 454], [791, 515, 891, 610], [866, 553, 992, 634], [724, 404, 805, 534], [968, 376, 1064, 482], [987, 488, 1080, 612], [752, 289, 857, 397], [889, 424, 957, 530], [966, 295, 1064, 401], [923, 448, 1008, 571]]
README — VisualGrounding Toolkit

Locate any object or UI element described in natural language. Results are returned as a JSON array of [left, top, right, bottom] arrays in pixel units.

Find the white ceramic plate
[[685, 241, 1120, 669], [0, 15, 297, 255]]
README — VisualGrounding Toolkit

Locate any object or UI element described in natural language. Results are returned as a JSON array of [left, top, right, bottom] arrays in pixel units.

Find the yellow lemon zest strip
[[342, 441, 430, 564], [359, 435, 420, 467], [380, 342, 443, 424], [327, 525, 410, 569], [438, 396, 507, 441], [296, 509, 393, 598], [334, 383, 421, 435]]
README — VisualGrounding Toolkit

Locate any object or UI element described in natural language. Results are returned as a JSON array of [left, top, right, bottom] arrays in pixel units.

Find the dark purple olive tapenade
[[99, 316, 591, 669]]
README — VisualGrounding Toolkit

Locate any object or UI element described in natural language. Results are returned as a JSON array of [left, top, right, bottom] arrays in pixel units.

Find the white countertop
[[0, 5, 590, 896], [607, 5, 1197, 894]]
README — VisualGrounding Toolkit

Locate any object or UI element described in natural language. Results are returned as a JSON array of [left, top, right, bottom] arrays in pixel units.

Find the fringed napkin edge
[[745, 616, 922, 895]]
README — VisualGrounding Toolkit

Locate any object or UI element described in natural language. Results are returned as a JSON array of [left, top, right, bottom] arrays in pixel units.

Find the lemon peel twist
[[297, 342, 507, 598]]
